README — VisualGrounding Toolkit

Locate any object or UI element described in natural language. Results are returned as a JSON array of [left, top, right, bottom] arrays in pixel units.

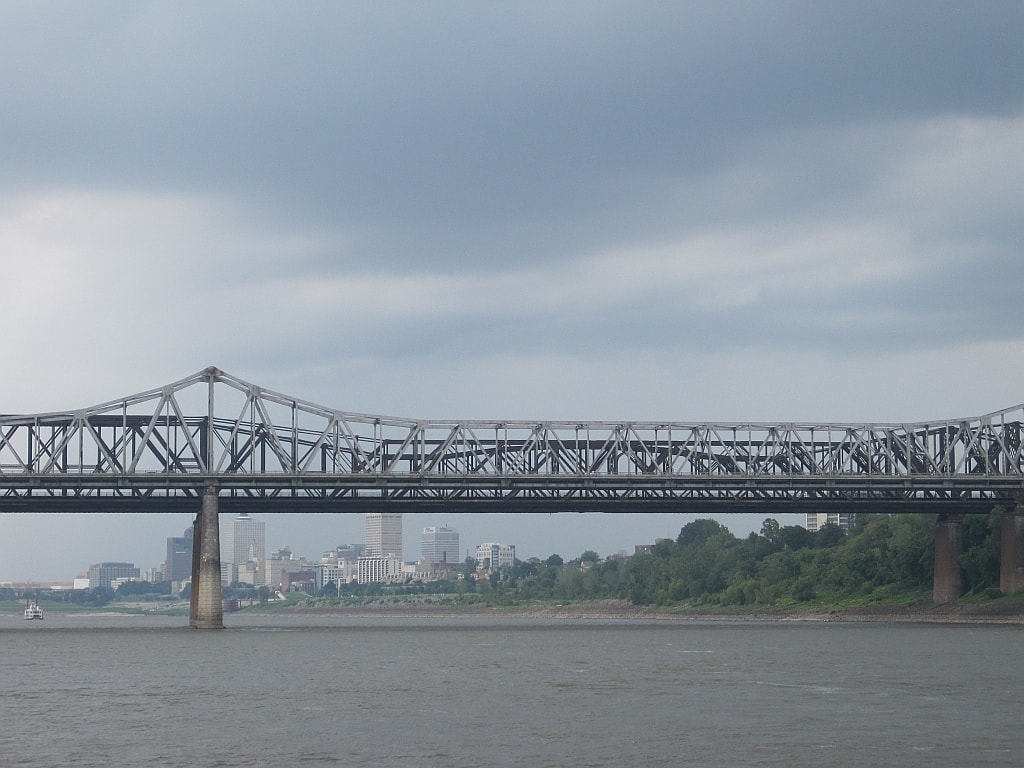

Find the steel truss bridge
[[1, 367, 1022, 515]]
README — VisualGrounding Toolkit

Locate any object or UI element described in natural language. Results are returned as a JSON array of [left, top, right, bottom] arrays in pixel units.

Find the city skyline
[[1, 509, 785, 584]]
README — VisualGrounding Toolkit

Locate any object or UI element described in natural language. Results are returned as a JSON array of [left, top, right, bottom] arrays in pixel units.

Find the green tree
[[89, 587, 114, 606], [760, 518, 781, 544], [777, 525, 813, 551], [677, 519, 731, 548], [815, 523, 846, 548], [622, 554, 666, 605], [319, 581, 339, 597], [460, 557, 478, 579], [961, 510, 1001, 592], [888, 514, 933, 589]]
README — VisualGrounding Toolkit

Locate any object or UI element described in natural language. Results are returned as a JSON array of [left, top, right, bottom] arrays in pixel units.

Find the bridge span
[[2, 366, 1023, 626]]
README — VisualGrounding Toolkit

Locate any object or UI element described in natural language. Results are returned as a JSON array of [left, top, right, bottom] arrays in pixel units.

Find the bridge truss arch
[[1, 366, 1023, 513]]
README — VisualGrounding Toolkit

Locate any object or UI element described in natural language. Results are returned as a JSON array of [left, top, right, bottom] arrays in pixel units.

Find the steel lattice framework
[[1, 366, 1022, 514]]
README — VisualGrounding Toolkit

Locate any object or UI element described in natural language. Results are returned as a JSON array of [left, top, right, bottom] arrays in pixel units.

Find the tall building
[[421, 525, 459, 565], [223, 514, 266, 565], [365, 512, 403, 558], [806, 512, 855, 534], [163, 527, 194, 582], [475, 542, 516, 572]]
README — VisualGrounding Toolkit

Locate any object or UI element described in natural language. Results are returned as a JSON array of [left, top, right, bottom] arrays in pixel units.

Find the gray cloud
[[5, 4, 1021, 240]]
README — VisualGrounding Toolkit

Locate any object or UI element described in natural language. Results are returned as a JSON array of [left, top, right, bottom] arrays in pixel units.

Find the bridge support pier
[[933, 513, 964, 604], [189, 487, 224, 629], [1000, 505, 1024, 595]]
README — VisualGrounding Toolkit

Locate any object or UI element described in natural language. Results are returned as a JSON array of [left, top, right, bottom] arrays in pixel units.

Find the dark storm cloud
[[3, 2, 1021, 273]]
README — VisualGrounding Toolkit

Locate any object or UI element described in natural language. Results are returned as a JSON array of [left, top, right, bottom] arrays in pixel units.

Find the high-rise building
[[223, 514, 266, 566], [365, 513, 402, 558], [163, 527, 194, 582], [805, 512, 855, 534], [421, 525, 460, 565], [475, 542, 516, 572]]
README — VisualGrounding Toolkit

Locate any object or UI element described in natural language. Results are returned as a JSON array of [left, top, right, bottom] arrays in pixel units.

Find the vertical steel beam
[[207, 372, 215, 473]]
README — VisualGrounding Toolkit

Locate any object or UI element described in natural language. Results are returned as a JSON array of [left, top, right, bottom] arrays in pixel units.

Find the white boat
[[24, 601, 44, 620]]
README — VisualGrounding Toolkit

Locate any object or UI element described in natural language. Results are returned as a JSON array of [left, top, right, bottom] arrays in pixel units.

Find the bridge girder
[[2, 366, 1023, 508]]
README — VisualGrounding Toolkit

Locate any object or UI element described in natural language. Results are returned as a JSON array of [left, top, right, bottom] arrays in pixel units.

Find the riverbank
[[259, 596, 1024, 624]]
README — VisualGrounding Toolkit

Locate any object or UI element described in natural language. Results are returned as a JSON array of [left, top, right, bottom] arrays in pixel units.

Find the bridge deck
[[2, 367, 1022, 509]]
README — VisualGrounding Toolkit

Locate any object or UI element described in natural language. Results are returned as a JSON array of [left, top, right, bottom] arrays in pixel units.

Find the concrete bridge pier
[[189, 487, 224, 629], [933, 512, 964, 604], [1000, 505, 1024, 595]]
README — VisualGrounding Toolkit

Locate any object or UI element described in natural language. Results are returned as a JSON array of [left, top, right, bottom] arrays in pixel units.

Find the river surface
[[1, 614, 1020, 767]]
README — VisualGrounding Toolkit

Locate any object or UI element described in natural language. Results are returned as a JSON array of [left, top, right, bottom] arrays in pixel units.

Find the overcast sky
[[2, 2, 1023, 582]]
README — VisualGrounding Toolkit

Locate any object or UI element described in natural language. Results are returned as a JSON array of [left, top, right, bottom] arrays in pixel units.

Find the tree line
[[329, 510, 1003, 607]]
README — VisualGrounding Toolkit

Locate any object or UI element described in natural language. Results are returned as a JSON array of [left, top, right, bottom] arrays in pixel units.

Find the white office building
[[357, 555, 403, 584], [475, 542, 516, 572], [316, 561, 360, 590], [421, 525, 460, 565], [805, 512, 856, 534]]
